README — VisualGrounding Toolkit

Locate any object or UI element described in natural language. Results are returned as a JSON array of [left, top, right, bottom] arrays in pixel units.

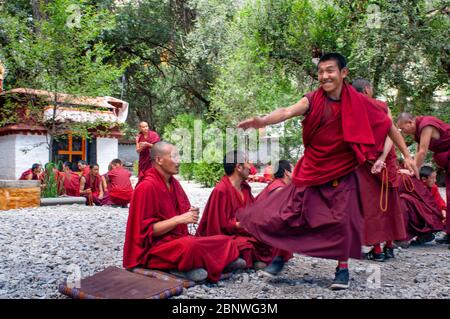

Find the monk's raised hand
[[237, 116, 265, 130], [398, 169, 413, 176], [371, 159, 386, 174]]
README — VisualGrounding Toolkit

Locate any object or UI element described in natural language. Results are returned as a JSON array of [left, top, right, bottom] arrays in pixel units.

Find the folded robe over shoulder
[[123, 168, 239, 282]]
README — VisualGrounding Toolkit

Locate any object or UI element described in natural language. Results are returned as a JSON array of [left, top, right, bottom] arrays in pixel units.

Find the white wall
[[0, 135, 16, 179], [118, 144, 138, 165], [96, 137, 118, 175], [0, 134, 49, 179], [15, 134, 49, 179]]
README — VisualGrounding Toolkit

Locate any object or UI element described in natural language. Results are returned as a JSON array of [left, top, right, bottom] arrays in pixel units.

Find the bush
[[41, 162, 60, 198], [192, 161, 223, 188]]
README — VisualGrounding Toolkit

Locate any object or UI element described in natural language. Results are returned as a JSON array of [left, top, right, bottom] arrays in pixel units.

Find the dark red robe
[[19, 169, 41, 181], [137, 131, 160, 179], [415, 116, 450, 233], [196, 176, 275, 267], [255, 179, 293, 261], [82, 173, 105, 206], [355, 99, 405, 245], [81, 166, 90, 177], [123, 168, 239, 282], [62, 171, 80, 197], [237, 83, 392, 261], [399, 175, 444, 240], [106, 167, 133, 206]]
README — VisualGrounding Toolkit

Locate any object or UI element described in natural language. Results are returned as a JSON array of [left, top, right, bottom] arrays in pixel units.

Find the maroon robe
[[398, 175, 444, 240], [137, 131, 160, 179], [255, 179, 293, 261], [123, 168, 239, 282], [19, 169, 41, 181], [62, 171, 80, 197], [81, 166, 90, 177], [415, 116, 450, 233], [430, 184, 446, 211], [105, 167, 133, 206], [237, 83, 392, 261], [196, 176, 275, 267], [82, 173, 105, 206], [355, 99, 405, 245]]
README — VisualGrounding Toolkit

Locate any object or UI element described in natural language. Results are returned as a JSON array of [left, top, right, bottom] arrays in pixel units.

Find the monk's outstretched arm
[[238, 97, 310, 129], [153, 209, 199, 237], [388, 124, 419, 178], [415, 126, 434, 169]]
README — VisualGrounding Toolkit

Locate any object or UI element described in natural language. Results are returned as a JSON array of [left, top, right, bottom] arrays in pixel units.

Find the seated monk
[[19, 163, 43, 181], [256, 159, 294, 277], [61, 161, 80, 197], [79, 164, 107, 206], [398, 168, 444, 245], [123, 142, 244, 282], [104, 159, 134, 207], [196, 150, 276, 269], [77, 160, 90, 177], [420, 166, 447, 217]]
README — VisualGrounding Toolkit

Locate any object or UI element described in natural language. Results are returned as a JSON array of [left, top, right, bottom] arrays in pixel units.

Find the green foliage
[[41, 162, 61, 198], [192, 161, 223, 187]]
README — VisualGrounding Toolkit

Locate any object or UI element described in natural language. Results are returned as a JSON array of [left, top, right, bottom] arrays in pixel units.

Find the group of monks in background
[[19, 158, 134, 208], [123, 52, 449, 291]]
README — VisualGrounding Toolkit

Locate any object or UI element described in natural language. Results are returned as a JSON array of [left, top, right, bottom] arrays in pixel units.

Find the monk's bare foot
[[253, 261, 267, 271], [224, 258, 247, 272], [170, 268, 208, 282]]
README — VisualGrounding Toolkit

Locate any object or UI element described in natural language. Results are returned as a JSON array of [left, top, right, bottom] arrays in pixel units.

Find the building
[[0, 88, 129, 179]]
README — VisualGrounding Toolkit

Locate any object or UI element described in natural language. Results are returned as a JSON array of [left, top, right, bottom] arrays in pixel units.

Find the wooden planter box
[[0, 180, 41, 210]]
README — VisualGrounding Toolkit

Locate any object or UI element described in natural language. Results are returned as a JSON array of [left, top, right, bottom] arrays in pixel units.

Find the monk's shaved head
[[396, 112, 417, 136], [151, 141, 173, 161], [396, 112, 415, 123]]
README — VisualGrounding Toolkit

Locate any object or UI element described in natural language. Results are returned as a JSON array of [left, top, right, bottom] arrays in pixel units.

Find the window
[[53, 133, 86, 163]]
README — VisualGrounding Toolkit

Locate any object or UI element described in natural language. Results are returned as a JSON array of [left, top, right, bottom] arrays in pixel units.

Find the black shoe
[[366, 249, 386, 262], [260, 256, 285, 278], [411, 233, 435, 246], [330, 268, 350, 290], [383, 246, 395, 259], [435, 234, 450, 244]]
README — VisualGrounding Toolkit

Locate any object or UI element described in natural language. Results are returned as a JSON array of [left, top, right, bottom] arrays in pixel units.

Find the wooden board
[[0, 187, 40, 210]]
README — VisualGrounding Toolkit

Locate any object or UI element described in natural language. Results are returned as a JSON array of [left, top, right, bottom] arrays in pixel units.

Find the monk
[[196, 150, 276, 269], [420, 166, 447, 216], [247, 161, 258, 182], [104, 159, 134, 207], [79, 164, 106, 206], [77, 160, 90, 177], [256, 159, 295, 277], [61, 162, 80, 197], [352, 78, 406, 262], [256, 160, 293, 201], [136, 121, 160, 179], [123, 142, 245, 282], [237, 53, 417, 290], [397, 113, 450, 246], [397, 170, 444, 246], [19, 163, 43, 181]]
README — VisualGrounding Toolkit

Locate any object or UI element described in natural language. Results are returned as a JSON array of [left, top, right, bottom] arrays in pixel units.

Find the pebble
[[1, 182, 449, 299]]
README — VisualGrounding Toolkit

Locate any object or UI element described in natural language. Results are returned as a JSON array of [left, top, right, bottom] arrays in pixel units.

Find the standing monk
[[136, 121, 160, 179], [123, 142, 244, 282], [19, 163, 43, 181], [352, 78, 406, 261], [79, 164, 106, 206], [237, 53, 417, 290], [397, 113, 450, 246], [61, 162, 80, 197], [196, 151, 276, 269], [104, 159, 134, 207]]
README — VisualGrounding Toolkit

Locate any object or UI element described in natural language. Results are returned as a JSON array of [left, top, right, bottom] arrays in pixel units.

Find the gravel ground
[[0, 181, 448, 299]]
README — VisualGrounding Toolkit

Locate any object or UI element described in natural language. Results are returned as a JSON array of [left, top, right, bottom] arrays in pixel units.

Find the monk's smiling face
[[317, 59, 348, 97]]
